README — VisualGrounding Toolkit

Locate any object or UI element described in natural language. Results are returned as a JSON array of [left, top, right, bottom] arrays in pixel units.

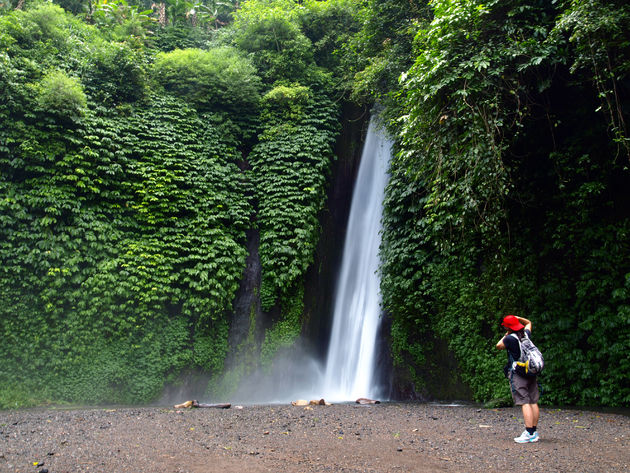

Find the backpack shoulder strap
[[508, 333, 523, 363]]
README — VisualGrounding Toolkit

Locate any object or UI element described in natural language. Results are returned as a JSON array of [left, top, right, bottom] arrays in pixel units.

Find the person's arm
[[517, 316, 532, 332], [496, 332, 509, 350]]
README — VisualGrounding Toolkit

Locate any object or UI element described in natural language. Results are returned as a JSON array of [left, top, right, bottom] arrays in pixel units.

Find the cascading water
[[321, 118, 392, 402]]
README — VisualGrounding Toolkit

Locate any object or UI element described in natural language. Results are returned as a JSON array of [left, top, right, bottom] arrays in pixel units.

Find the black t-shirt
[[503, 329, 532, 362]]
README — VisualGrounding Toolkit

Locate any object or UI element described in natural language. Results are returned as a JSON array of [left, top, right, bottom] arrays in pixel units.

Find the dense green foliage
[[252, 82, 338, 311], [380, 0, 630, 406], [1, 0, 628, 408], [232, 0, 313, 84], [348, 0, 429, 107], [0, 0, 347, 407], [153, 46, 262, 139], [0, 85, 251, 404]]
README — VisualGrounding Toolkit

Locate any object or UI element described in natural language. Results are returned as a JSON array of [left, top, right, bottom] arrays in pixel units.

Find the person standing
[[496, 314, 540, 443]]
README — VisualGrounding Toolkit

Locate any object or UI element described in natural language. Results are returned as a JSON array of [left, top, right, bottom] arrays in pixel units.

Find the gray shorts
[[510, 372, 540, 405]]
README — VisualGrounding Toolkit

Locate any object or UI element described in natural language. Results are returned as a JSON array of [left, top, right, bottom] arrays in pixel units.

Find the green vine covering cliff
[[0, 0, 346, 407], [0, 0, 628, 408], [379, 0, 630, 406]]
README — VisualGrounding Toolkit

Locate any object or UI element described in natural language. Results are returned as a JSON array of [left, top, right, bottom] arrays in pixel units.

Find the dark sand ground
[[1, 403, 627, 472]]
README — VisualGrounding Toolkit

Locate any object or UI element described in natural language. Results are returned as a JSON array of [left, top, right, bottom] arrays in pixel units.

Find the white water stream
[[320, 119, 392, 401]]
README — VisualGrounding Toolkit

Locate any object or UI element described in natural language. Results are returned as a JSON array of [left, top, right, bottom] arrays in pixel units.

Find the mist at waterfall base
[[220, 119, 393, 404]]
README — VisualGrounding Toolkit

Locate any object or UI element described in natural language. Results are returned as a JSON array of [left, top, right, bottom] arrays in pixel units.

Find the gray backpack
[[510, 332, 544, 377]]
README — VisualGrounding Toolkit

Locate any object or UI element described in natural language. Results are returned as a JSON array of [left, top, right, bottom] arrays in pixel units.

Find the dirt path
[[1, 403, 627, 472]]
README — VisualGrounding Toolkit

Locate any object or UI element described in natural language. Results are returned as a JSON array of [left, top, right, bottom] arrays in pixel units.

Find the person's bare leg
[[532, 403, 539, 426], [522, 404, 535, 428]]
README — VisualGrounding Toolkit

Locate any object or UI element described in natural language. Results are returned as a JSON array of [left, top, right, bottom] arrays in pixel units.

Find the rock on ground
[[0, 403, 628, 472]]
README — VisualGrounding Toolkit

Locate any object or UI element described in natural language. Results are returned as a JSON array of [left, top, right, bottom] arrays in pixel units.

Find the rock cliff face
[[225, 229, 276, 370]]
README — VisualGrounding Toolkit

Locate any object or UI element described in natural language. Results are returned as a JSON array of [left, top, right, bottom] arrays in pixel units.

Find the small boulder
[[355, 398, 380, 405]]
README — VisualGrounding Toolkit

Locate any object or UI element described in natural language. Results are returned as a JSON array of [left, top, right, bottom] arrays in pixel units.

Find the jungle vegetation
[[0, 0, 628, 408]]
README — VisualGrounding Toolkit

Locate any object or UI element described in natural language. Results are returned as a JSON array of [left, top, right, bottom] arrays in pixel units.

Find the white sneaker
[[514, 430, 533, 443]]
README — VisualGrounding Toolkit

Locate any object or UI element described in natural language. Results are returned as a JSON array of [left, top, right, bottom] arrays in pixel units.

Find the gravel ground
[[0, 402, 627, 472]]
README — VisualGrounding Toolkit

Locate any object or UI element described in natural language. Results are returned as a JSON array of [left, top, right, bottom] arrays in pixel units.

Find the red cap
[[502, 315, 524, 331]]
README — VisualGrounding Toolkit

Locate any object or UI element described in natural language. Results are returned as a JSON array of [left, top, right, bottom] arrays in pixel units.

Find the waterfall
[[216, 117, 392, 405], [321, 118, 392, 402]]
